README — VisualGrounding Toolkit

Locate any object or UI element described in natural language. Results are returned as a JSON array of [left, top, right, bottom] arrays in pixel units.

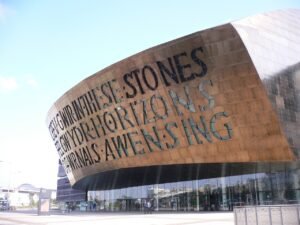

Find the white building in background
[[0, 183, 56, 209]]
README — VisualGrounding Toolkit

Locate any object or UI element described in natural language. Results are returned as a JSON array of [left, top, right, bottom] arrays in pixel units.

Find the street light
[[0, 160, 19, 193], [0, 160, 22, 210], [0, 161, 11, 190]]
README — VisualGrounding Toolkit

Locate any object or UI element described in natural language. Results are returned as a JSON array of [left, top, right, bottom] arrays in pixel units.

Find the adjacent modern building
[[48, 9, 300, 212], [56, 161, 86, 210]]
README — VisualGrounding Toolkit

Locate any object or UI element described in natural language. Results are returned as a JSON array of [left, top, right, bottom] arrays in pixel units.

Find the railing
[[234, 205, 300, 225]]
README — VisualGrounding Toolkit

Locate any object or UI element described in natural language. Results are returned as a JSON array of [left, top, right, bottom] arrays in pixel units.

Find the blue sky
[[0, 0, 299, 189]]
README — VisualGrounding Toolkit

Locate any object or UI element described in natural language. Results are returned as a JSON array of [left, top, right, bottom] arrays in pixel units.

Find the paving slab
[[0, 211, 234, 225]]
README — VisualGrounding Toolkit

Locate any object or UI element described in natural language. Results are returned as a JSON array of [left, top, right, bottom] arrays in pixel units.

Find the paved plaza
[[0, 211, 234, 225]]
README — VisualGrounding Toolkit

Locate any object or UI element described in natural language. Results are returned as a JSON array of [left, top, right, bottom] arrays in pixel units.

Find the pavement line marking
[[0, 214, 234, 225], [0, 217, 46, 225]]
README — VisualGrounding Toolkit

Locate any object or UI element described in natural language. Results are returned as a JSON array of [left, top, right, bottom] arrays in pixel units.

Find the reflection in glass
[[86, 165, 300, 212]]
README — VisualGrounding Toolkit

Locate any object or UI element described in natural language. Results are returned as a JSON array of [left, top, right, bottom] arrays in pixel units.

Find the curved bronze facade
[[47, 9, 299, 191]]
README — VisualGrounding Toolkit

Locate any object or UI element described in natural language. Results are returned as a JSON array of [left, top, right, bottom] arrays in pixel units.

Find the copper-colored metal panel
[[47, 13, 297, 187]]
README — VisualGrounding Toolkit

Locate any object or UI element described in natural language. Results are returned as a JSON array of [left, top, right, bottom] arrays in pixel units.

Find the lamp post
[[0, 160, 3, 200], [0, 160, 11, 191], [0, 160, 11, 202], [0, 160, 22, 211], [0, 160, 19, 197]]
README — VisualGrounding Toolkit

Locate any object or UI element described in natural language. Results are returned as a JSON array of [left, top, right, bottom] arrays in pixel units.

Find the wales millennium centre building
[[47, 9, 300, 211]]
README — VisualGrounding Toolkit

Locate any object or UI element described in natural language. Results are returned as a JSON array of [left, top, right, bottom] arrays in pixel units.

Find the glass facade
[[56, 162, 86, 211], [87, 164, 300, 212]]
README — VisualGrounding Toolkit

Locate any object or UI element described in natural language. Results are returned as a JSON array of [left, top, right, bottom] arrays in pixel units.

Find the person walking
[[143, 200, 148, 214], [147, 200, 152, 214]]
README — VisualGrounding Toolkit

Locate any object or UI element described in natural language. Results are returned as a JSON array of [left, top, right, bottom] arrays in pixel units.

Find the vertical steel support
[[255, 206, 258, 225], [245, 208, 248, 225], [296, 205, 300, 225], [195, 181, 199, 211], [269, 207, 273, 225], [279, 206, 283, 225], [234, 208, 237, 225]]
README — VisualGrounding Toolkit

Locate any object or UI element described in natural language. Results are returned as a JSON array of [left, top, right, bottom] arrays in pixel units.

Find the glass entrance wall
[[87, 166, 300, 212]]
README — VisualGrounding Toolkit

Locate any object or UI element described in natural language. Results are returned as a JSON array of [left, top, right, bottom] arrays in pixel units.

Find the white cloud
[[0, 76, 18, 92], [26, 78, 38, 87], [0, 3, 6, 15], [0, 75, 39, 92], [0, 2, 14, 23], [0, 3, 8, 21]]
